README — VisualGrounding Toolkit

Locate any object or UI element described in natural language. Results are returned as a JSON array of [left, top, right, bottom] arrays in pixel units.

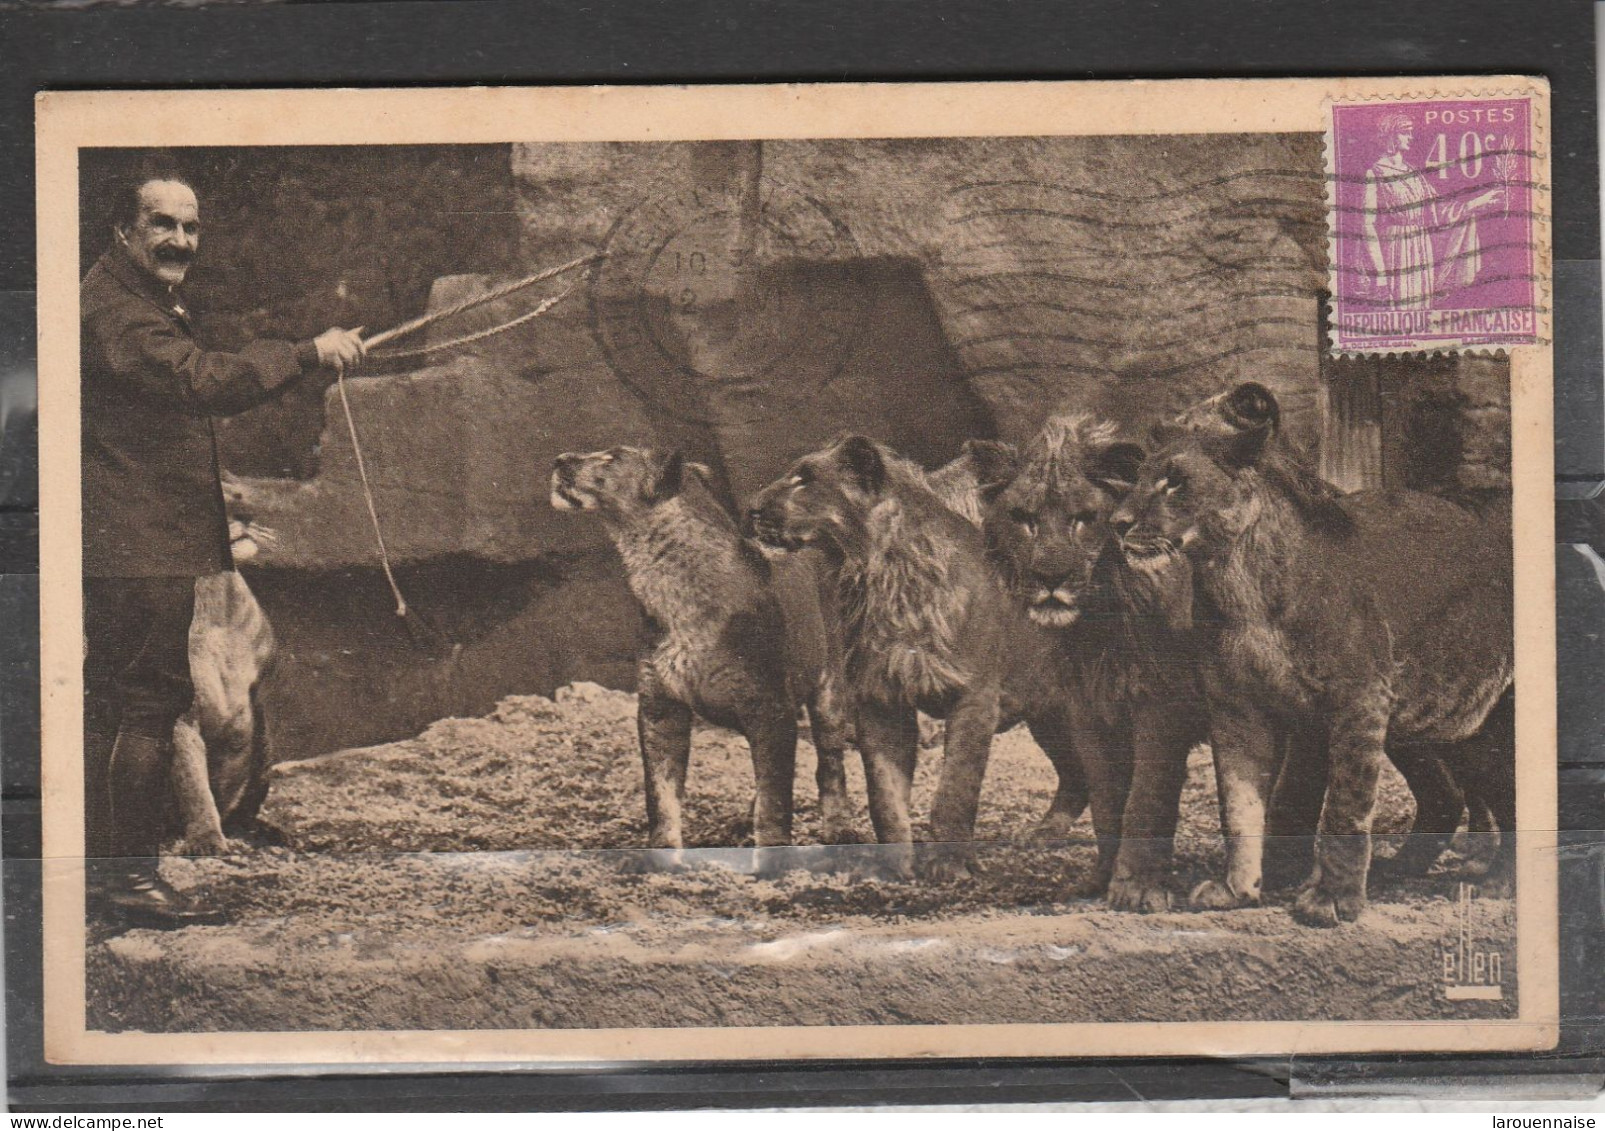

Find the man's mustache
[[154, 247, 194, 265]]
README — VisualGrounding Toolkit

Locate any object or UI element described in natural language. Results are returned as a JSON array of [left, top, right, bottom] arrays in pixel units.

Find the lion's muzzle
[[744, 506, 809, 551], [550, 453, 593, 511], [1027, 582, 1083, 627]]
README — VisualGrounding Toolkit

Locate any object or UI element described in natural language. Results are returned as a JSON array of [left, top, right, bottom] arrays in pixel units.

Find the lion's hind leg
[[805, 673, 858, 846], [1457, 690, 1515, 898], [741, 702, 799, 875], [1380, 743, 1464, 879], [171, 713, 230, 857], [1264, 723, 1328, 891]]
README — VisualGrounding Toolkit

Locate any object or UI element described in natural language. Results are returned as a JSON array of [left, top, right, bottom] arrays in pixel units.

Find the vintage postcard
[[34, 78, 1556, 1066]]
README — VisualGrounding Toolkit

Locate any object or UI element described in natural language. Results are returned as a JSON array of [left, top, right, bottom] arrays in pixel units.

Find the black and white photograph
[[34, 80, 1557, 1065]]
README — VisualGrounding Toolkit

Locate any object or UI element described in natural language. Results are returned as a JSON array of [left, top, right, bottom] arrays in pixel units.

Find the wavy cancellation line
[[950, 267, 1320, 292], [952, 321, 1318, 355], [965, 342, 1322, 383], [951, 299, 1318, 329], [952, 264, 1540, 306], [953, 201, 1547, 231], [943, 253, 1325, 278], [951, 287, 1318, 318], [948, 153, 1543, 199]]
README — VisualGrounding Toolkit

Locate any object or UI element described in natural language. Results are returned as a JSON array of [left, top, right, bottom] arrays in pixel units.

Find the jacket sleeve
[[97, 301, 320, 416]]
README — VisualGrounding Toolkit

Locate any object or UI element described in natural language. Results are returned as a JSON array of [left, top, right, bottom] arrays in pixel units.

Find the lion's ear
[[962, 439, 1020, 495], [1091, 441, 1146, 495], [837, 435, 887, 495], [1223, 382, 1280, 432], [1217, 382, 1279, 469], [647, 449, 686, 502]]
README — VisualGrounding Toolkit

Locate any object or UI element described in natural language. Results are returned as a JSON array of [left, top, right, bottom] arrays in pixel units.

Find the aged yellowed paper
[[36, 78, 1556, 1065]]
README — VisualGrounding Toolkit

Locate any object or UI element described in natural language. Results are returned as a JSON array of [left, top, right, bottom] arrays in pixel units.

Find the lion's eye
[[1160, 472, 1184, 496], [1009, 507, 1036, 532], [790, 468, 811, 487], [1073, 510, 1097, 528]]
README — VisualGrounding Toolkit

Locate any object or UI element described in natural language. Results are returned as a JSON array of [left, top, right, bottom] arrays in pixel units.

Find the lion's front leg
[[1190, 689, 1279, 911], [1060, 711, 1129, 899], [923, 685, 1001, 882], [635, 662, 693, 870], [1023, 710, 1088, 842], [856, 699, 919, 881], [1106, 705, 1192, 913], [1293, 688, 1391, 926]]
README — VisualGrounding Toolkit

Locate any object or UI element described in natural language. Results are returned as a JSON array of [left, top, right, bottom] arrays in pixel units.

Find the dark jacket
[[81, 246, 319, 577]]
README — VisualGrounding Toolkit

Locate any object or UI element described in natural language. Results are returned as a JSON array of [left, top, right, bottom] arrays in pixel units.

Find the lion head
[[743, 435, 906, 556], [978, 415, 1146, 629], [550, 446, 690, 517], [1112, 381, 1349, 566]]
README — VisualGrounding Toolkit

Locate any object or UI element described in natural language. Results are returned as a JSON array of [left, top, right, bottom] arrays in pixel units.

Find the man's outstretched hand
[[314, 327, 367, 375]]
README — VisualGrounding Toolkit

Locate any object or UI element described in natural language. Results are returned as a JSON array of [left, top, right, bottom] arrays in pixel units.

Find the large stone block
[[229, 337, 663, 568]]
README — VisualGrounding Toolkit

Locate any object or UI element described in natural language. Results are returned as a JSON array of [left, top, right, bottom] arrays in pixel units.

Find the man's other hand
[[313, 327, 367, 375]]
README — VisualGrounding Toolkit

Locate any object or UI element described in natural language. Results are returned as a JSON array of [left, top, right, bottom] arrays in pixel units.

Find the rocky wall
[[111, 138, 1509, 758]]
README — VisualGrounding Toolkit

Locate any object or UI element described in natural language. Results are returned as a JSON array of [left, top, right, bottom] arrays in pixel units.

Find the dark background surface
[[0, 0, 1600, 1111]]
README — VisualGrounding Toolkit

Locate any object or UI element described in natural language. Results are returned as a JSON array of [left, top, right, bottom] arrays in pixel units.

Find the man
[[82, 163, 365, 926]]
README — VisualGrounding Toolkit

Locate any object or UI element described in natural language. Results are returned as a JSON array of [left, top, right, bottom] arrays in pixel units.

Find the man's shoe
[[92, 863, 226, 929]]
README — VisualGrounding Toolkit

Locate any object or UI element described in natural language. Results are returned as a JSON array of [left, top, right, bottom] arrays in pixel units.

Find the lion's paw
[[1292, 885, 1365, 927], [819, 819, 862, 847], [1188, 879, 1257, 911], [1026, 812, 1080, 844], [1062, 873, 1109, 901], [1373, 841, 1443, 880], [177, 828, 232, 858], [1107, 876, 1172, 914], [619, 847, 689, 875], [918, 851, 974, 885], [849, 853, 916, 885]]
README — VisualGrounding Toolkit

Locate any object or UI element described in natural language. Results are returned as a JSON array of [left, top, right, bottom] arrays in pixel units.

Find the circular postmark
[[590, 176, 867, 415]]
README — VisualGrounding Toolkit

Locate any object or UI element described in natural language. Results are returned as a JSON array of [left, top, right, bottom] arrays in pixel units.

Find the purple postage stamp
[[1329, 96, 1540, 353]]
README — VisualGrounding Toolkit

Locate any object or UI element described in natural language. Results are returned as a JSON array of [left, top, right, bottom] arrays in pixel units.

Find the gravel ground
[[87, 683, 1518, 1033]]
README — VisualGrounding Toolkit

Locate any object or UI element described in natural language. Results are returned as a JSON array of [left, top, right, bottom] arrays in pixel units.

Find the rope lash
[[339, 253, 601, 624]]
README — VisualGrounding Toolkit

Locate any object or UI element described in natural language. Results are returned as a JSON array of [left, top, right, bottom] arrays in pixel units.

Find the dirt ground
[[88, 683, 1518, 1033]]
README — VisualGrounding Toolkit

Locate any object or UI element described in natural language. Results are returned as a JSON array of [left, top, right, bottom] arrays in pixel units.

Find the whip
[[332, 253, 601, 655], [360, 253, 601, 355]]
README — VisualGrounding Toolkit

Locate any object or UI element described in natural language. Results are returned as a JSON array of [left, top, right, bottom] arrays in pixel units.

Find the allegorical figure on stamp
[[1362, 111, 1505, 307], [80, 161, 366, 926]]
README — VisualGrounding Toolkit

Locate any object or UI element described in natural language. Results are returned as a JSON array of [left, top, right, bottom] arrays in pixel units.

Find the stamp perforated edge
[[1321, 80, 1551, 359]]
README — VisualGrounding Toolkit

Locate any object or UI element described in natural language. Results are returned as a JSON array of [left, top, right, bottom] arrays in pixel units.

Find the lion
[[1111, 382, 1514, 925], [83, 515, 281, 860], [926, 439, 1094, 844], [170, 548, 278, 855], [552, 446, 853, 864], [967, 416, 1208, 911], [746, 435, 1065, 882], [1167, 383, 1504, 886]]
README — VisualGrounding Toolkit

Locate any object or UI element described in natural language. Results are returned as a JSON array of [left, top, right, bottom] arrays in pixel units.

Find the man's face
[[1396, 124, 1414, 155], [120, 180, 200, 289]]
